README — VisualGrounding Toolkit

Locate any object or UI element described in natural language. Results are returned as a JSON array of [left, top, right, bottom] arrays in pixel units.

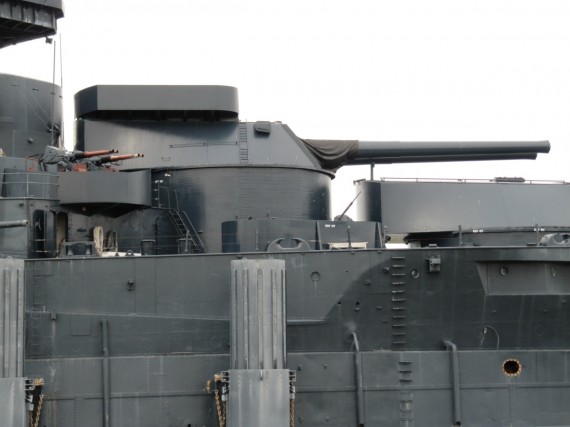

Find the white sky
[[1, 0, 569, 217]]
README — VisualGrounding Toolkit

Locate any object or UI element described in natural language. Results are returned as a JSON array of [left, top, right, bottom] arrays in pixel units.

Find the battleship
[[2, 2, 570, 426]]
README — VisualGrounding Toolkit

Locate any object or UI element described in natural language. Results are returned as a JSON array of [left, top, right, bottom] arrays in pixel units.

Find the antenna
[[59, 33, 64, 147], [49, 36, 57, 147]]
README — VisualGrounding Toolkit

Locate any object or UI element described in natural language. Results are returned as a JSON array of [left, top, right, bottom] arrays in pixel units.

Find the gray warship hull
[[13, 246, 570, 426], [2, 3, 570, 426]]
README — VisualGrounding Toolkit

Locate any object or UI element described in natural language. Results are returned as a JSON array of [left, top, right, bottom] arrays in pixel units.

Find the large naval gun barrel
[[303, 139, 551, 169]]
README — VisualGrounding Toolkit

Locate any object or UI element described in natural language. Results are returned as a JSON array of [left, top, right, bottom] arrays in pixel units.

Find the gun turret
[[69, 85, 553, 253], [303, 139, 551, 170]]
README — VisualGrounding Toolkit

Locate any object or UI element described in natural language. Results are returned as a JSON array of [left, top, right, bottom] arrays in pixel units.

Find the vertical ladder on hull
[[168, 209, 205, 253], [390, 255, 407, 349], [238, 123, 248, 164]]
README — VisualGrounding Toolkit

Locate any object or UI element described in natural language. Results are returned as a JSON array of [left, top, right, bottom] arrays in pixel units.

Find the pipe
[[443, 340, 461, 426], [101, 319, 111, 427], [352, 332, 365, 426], [0, 220, 28, 229], [16, 267, 23, 377], [1, 269, 8, 377]]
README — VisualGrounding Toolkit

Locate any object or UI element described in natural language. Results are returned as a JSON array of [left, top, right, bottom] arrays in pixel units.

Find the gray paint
[[0, 258, 24, 378], [0, 377, 27, 427], [0, 198, 68, 259], [75, 85, 239, 119], [76, 120, 323, 171], [357, 179, 570, 234], [305, 139, 550, 169], [0, 75, 62, 156], [227, 369, 291, 427], [222, 218, 381, 252], [227, 261, 292, 427], [2, 167, 58, 199], [165, 167, 331, 252], [20, 0, 64, 10], [58, 170, 151, 209], [0, 1, 63, 48], [230, 259, 287, 370], [351, 139, 550, 164], [2, 18, 570, 424], [0, 200, 31, 258], [23, 247, 570, 356], [21, 349, 570, 426]]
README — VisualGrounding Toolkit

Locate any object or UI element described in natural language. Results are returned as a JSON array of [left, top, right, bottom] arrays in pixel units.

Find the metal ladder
[[168, 209, 205, 253]]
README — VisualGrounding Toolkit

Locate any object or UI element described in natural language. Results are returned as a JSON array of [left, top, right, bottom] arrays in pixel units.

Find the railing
[[179, 210, 205, 253], [153, 182, 205, 253], [1, 172, 59, 199], [369, 177, 569, 185]]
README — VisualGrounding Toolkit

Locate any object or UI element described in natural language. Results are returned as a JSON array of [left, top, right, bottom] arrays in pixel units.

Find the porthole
[[502, 358, 522, 377]]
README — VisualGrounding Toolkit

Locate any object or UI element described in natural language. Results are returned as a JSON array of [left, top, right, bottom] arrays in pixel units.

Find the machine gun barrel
[[96, 153, 144, 164], [303, 139, 550, 169], [72, 149, 117, 160]]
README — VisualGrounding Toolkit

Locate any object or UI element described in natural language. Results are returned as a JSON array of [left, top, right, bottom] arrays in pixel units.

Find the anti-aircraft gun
[[71, 152, 144, 171], [40, 146, 144, 171]]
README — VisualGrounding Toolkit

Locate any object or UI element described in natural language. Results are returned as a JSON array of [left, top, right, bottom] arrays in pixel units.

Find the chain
[[29, 378, 45, 427], [214, 388, 225, 427], [32, 394, 44, 427], [290, 399, 295, 427]]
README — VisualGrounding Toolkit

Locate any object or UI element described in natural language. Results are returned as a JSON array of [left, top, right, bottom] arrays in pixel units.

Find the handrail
[[1, 171, 58, 198], [442, 340, 461, 426], [180, 210, 205, 252]]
